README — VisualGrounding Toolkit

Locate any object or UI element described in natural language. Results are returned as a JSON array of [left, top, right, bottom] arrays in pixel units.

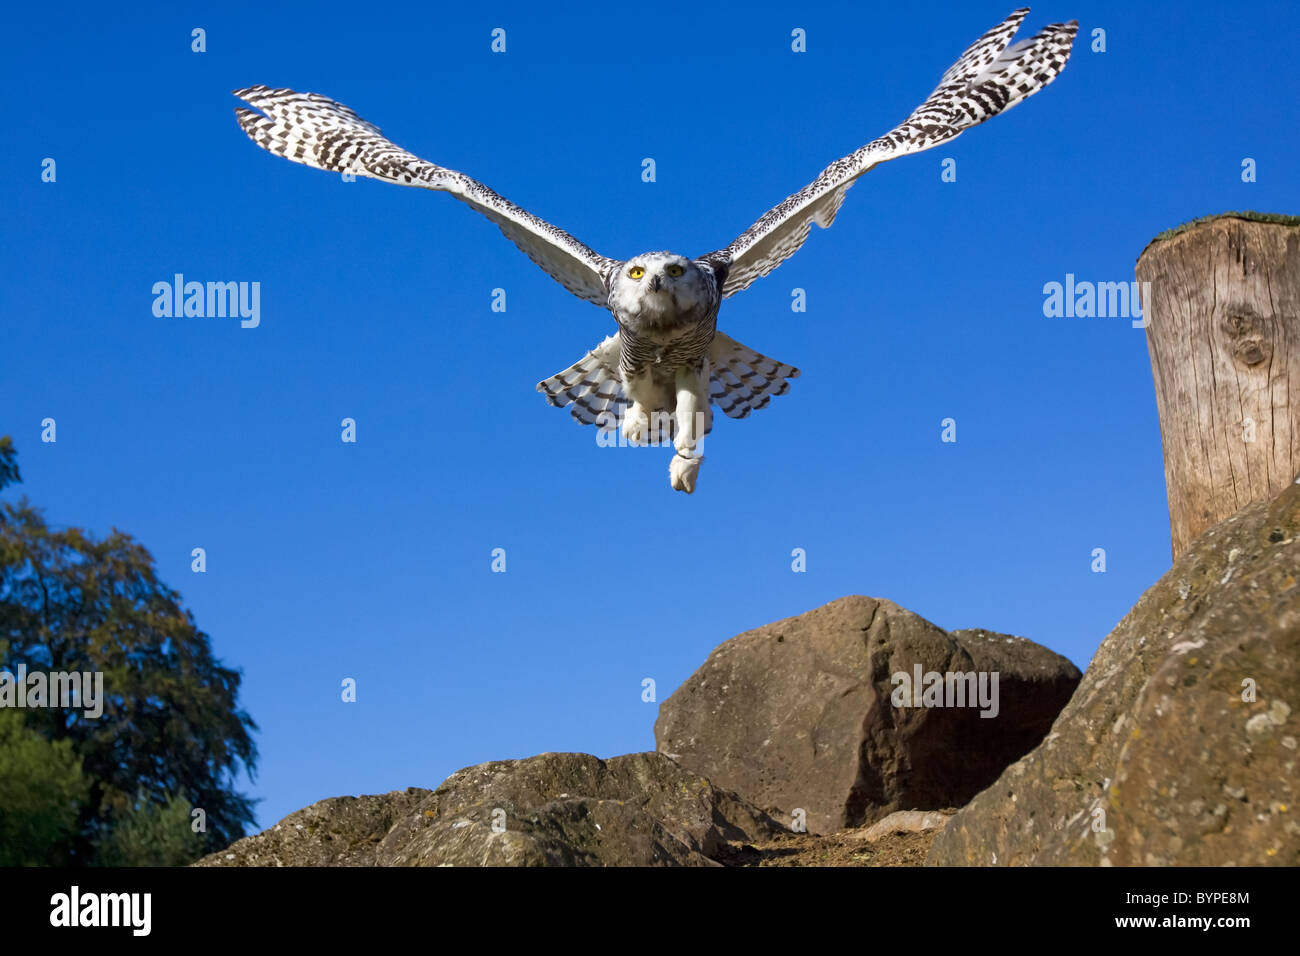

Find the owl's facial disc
[[629, 255, 689, 291], [611, 252, 708, 322]]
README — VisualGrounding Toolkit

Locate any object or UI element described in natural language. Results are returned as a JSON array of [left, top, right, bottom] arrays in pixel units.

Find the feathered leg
[[669, 360, 710, 494], [621, 367, 656, 446]]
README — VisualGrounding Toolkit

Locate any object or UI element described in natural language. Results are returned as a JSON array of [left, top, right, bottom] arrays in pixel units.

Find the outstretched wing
[[700, 9, 1077, 298], [233, 86, 618, 306]]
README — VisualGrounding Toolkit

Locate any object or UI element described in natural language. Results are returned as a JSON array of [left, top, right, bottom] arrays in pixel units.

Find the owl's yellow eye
[[665, 264, 685, 277], [628, 266, 645, 279]]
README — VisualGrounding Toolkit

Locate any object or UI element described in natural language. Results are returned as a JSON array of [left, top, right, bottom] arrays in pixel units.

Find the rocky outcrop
[[928, 480, 1300, 866], [196, 752, 781, 867], [856, 810, 954, 842], [654, 596, 1081, 834], [200, 501, 1300, 870], [194, 789, 428, 867]]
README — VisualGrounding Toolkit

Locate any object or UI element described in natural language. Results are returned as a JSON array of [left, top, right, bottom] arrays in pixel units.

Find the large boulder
[[194, 789, 428, 867], [654, 596, 1081, 834], [929, 479, 1300, 866], [196, 752, 781, 867]]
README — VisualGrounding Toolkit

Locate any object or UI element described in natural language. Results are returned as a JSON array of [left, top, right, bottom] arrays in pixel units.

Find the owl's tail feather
[[706, 331, 800, 420], [537, 335, 628, 422], [537, 330, 798, 439], [537, 334, 673, 445]]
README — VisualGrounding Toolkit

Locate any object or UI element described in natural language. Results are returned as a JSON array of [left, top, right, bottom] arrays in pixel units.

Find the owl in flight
[[235, 8, 1075, 493]]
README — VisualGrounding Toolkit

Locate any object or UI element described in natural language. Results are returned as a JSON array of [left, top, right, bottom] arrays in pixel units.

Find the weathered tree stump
[[1137, 212, 1300, 559]]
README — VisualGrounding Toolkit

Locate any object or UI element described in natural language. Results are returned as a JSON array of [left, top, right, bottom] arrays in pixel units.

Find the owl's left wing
[[699, 9, 1077, 299], [233, 86, 618, 306]]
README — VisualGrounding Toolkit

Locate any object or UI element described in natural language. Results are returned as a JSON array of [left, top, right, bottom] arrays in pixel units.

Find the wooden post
[[1137, 212, 1300, 559]]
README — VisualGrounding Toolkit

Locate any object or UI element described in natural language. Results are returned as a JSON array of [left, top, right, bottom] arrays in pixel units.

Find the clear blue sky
[[3, 1, 1297, 831]]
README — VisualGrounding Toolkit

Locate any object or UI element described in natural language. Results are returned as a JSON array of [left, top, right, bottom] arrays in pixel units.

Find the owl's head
[[608, 251, 710, 324]]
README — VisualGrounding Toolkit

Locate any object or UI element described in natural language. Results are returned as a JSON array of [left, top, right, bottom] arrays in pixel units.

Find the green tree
[[0, 705, 91, 866], [94, 791, 207, 867], [0, 437, 258, 862], [0, 436, 19, 491]]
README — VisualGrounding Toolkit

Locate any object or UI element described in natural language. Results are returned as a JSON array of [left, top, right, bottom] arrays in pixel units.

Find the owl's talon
[[669, 454, 702, 494], [622, 405, 651, 445]]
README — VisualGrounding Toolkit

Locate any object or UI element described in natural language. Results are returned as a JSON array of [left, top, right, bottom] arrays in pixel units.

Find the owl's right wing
[[699, 9, 1077, 299], [233, 86, 618, 306]]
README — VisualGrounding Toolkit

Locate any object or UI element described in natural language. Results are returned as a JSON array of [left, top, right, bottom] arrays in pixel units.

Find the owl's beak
[[648, 274, 662, 292]]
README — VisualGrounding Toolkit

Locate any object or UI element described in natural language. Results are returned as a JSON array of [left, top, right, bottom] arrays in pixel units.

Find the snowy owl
[[234, 8, 1076, 493]]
